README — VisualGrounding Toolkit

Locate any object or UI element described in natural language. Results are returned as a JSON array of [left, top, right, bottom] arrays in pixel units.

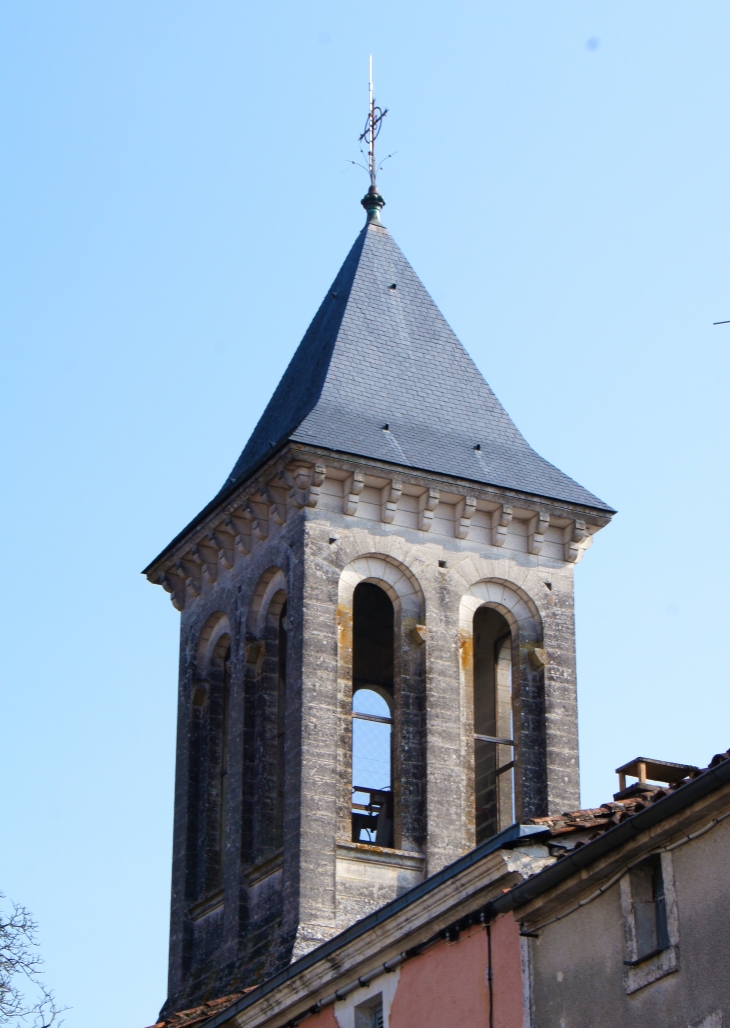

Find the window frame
[[472, 606, 516, 842], [336, 555, 427, 857], [186, 616, 232, 910], [351, 687, 394, 846], [354, 994, 384, 1028], [246, 582, 288, 868], [350, 581, 396, 849], [620, 852, 679, 993]]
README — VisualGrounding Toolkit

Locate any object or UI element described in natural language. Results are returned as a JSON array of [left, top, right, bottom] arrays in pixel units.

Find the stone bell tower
[[145, 186, 613, 1017]]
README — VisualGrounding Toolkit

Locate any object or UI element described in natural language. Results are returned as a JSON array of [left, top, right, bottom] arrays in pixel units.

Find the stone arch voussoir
[[338, 553, 424, 619], [248, 567, 288, 638], [459, 578, 542, 641], [196, 611, 232, 670]]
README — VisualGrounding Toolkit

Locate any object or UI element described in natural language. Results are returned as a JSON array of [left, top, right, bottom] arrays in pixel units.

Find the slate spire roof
[[223, 218, 610, 511]]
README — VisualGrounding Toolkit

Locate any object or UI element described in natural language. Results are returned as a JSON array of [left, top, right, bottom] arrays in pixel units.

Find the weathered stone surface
[[148, 444, 609, 1018]]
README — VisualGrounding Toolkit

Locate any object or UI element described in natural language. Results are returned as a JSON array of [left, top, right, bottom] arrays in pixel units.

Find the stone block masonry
[[146, 444, 610, 1016]]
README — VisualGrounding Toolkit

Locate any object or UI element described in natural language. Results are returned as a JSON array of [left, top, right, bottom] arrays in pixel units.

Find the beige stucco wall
[[526, 808, 730, 1028]]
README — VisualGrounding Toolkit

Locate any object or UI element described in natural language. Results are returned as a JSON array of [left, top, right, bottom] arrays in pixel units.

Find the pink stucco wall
[[389, 914, 524, 1028], [301, 1005, 339, 1028]]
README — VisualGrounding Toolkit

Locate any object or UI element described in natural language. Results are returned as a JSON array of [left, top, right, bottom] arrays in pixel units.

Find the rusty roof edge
[[489, 754, 730, 918]]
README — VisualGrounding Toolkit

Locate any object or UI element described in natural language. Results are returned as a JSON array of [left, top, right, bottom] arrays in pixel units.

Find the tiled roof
[[525, 800, 647, 839], [525, 748, 730, 853], [146, 991, 254, 1028], [220, 221, 612, 511]]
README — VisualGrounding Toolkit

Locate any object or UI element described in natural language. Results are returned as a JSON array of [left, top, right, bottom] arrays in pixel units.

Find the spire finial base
[[361, 185, 386, 225]]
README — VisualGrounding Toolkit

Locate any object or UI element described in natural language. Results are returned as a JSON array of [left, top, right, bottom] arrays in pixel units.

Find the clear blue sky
[[2, 3, 729, 1027]]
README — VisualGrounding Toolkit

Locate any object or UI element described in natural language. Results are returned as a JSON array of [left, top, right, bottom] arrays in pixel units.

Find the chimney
[[614, 757, 699, 801]]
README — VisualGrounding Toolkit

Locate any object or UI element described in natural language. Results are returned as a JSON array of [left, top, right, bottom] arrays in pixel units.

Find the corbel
[[241, 500, 267, 542], [528, 512, 550, 555], [176, 559, 200, 598], [191, 543, 216, 584], [245, 640, 265, 668], [278, 466, 303, 508], [259, 485, 286, 526], [381, 480, 403, 524], [418, 488, 440, 531], [343, 471, 364, 516], [564, 519, 587, 563], [455, 496, 477, 539], [491, 504, 513, 547], [269, 503, 287, 526], [208, 529, 234, 570], [529, 646, 550, 670], [159, 572, 185, 611], [278, 463, 325, 509], [306, 463, 326, 508], [269, 504, 286, 526], [412, 624, 428, 645], [224, 513, 250, 556]]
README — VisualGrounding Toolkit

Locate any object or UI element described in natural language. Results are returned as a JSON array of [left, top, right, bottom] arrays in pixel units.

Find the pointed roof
[[222, 221, 611, 512]]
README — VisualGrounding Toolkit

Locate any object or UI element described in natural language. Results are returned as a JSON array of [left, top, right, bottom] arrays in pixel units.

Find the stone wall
[[149, 446, 608, 1016]]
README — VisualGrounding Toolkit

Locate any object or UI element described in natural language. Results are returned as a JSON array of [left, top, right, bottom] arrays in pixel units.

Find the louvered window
[[355, 995, 383, 1028]]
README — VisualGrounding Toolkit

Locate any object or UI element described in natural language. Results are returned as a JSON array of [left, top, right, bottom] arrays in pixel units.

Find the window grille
[[351, 689, 393, 847]]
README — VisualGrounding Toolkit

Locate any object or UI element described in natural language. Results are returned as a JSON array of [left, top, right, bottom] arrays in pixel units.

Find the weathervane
[[361, 55, 388, 189], [350, 56, 393, 225]]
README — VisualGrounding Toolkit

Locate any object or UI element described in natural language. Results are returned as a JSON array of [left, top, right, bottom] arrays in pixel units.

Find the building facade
[[515, 755, 730, 1028], [145, 749, 730, 1028], [144, 192, 613, 1017]]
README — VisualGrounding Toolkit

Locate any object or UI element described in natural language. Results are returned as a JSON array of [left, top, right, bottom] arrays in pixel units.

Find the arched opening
[[214, 643, 231, 889], [244, 581, 287, 865], [187, 628, 231, 902], [473, 607, 514, 843], [351, 583, 394, 847], [274, 601, 287, 851]]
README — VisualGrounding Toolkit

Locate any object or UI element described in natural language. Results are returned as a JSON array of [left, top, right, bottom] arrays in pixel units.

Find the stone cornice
[[292, 445, 615, 525], [144, 443, 614, 612]]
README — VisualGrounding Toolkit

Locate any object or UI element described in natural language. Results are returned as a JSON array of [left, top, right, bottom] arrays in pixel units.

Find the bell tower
[[145, 187, 613, 1016]]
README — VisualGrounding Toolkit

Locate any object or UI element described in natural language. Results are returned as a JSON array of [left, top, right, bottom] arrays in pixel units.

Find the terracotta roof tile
[[145, 990, 257, 1028], [524, 747, 730, 851]]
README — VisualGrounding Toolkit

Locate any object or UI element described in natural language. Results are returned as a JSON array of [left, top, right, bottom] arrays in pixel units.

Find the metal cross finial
[[357, 56, 389, 224], [360, 55, 388, 188]]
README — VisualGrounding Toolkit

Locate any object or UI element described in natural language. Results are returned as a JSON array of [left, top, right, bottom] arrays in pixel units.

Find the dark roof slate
[[222, 222, 612, 511]]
